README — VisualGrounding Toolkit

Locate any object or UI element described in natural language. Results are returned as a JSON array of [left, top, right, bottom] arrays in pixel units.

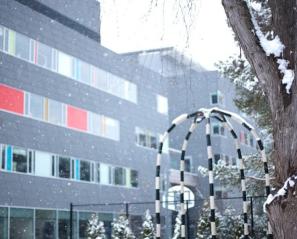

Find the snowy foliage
[[172, 212, 181, 239], [198, 154, 274, 196], [141, 210, 155, 239], [216, 55, 272, 133], [111, 216, 135, 239], [87, 214, 106, 239], [196, 202, 266, 239]]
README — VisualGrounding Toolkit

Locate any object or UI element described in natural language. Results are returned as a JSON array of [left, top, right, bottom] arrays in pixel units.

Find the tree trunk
[[221, 0, 297, 238]]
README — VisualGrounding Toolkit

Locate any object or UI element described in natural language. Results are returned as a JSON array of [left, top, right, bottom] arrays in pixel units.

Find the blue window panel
[[75, 159, 80, 180], [6, 146, 12, 171]]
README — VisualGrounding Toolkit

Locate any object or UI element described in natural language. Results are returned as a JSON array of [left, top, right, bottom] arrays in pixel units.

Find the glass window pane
[[150, 136, 157, 149], [92, 68, 108, 90], [157, 95, 168, 115], [211, 94, 218, 104], [100, 164, 110, 184], [15, 33, 30, 61], [1, 145, 6, 170], [58, 157, 70, 178], [103, 117, 119, 140], [35, 210, 56, 239], [58, 52, 73, 78], [10, 208, 34, 239], [79, 212, 93, 238], [80, 160, 90, 181], [213, 125, 219, 135], [59, 211, 78, 239], [130, 170, 138, 187], [35, 151, 53, 177], [125, 82, 137, 103], [79, 61, 91, 84], [114, 167, 125, 186], [7, 30, 15, 55], [0, 207, 8, 239], [88, 113, 101, 135], [37, 42, 52, 69], [0, 26, 4, 51], [48, 99, 65, 125], [27, 94, 44, 120], [12, 146, 27, 173]]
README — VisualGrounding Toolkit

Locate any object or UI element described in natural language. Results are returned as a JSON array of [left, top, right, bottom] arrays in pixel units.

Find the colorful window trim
[[0, 143, 138, 188], [0, 83, 120, 141], [0, 24, 137, 103]]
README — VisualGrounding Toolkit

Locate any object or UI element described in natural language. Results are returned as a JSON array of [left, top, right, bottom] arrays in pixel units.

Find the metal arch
[[155, 111, 202, 239], [155, 107, 273, 238]]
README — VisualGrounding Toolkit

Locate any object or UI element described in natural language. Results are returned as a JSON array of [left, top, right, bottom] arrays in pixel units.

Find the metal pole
[[125, 203, 129, 218], [70, 203, 73, 239], [250, 197, 254, 235], [186, 200, 190, 239]]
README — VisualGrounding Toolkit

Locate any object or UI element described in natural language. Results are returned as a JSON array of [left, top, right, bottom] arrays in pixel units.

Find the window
[[35, 210, 56, 239], [15, 32, 31, 61], [102, 116, 120, 140], [58, 156, 70, 178], [212, 124, 220, 135], [35, 151, 55, 177], [114, 167, 126, 186], [156, 95, 168, 115], [244, 132, 249, 145], [75, 60, 91, 84], [130, 170, 138, 187], [58, 52, 73, 78], [125, 82, 137, 103], [7, 30, 15, 55], [210, 91, 224, 105], [10, 208, 34, 239], [214, 154, 220, 164], [0, 84, 24, 114], [12, 146, 27, 173], [59, 211, 77, 239], [184, 157, 192, 173], [92, 67, 108, 90], [48, 99, 65, 125], [100, 164, 112, 184], [88, 112, 101, 135], [135, 127, 158, 149], [80, 160, 91, 181], [36, 42, 53, 69], [0, 207, 8, 238], [26, 93, 44, 120], [79, 212, 93, 238], [1, 145, 5, 170], [212, 123, 224, 136], [0, 26, 4, 50]]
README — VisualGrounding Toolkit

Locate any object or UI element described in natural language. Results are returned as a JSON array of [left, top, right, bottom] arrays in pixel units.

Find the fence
[[69, 195, 267, 239]]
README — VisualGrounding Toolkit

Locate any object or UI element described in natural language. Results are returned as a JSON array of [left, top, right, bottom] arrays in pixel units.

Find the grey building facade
[[0, 0, 171, 238]]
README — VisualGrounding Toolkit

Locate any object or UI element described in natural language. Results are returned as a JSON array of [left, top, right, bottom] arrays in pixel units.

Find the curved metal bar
[[205, 116, 217, 238], [204, 107, 273, 238], [155, 111, 202, 239], [179, 119, 201, 239], [220, 115, 249, 238]]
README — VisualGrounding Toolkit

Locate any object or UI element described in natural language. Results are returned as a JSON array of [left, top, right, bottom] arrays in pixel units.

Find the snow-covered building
[[0, 0, 170, 238]]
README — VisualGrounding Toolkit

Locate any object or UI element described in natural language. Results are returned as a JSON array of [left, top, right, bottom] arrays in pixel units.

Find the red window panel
[[0, 84, 24, 114], [67, 105, 87, 131]]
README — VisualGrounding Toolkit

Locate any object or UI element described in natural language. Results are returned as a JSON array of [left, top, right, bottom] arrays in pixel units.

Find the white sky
[[100, 0, 239, 70]]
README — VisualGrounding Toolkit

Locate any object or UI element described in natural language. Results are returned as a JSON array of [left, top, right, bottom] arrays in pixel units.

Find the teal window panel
[[76, 160, 80, 180], [6, 146, 12, 171]]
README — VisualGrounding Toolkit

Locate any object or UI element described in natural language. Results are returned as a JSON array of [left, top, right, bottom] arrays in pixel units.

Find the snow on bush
[[111, 215, 135, 239], [141, 210, 155, 239], [87, 214, 106, 239], [172, 212, 181, 239]]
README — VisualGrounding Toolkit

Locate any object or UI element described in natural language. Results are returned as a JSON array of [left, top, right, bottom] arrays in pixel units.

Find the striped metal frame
[[155, 107, 273, 238]]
